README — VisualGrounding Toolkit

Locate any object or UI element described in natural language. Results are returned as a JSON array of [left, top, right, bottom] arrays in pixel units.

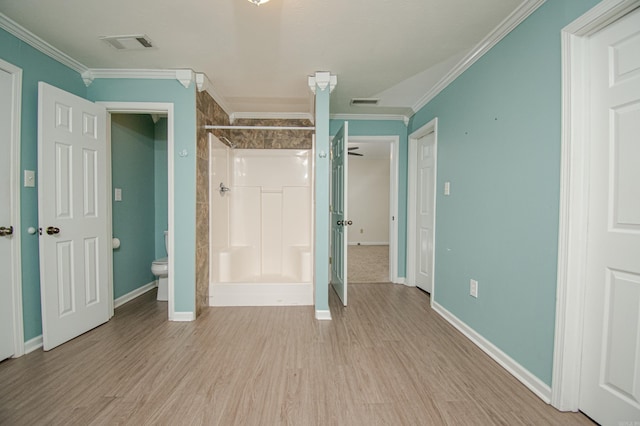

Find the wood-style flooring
[[0, 284, 593, 425]]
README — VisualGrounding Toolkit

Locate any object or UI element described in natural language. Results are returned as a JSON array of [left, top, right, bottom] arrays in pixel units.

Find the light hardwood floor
[[0, 284, 593, 425]]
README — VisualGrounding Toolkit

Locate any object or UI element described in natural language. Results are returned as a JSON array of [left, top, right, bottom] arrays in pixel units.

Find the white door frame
[[406, 118, 438, 299], [551, 0, 640, 411], [98, 102, 175, 320], [347, 135, 400, 283], [1, 58, 24, 357]]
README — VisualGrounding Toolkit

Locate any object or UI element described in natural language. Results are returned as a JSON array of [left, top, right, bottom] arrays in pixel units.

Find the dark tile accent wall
[[195, 90, 230, 316], [229, 118, 313, 149]]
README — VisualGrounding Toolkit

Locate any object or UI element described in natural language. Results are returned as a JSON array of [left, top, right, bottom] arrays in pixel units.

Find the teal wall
[[154, 118, 169, 259], [408, 0, 600, 385], [330, 119, 408, 277], [314, 85, 331, 313], [111, 114, 156, 299], [88, 79, 197, 314], [0, 27, 87, 341]]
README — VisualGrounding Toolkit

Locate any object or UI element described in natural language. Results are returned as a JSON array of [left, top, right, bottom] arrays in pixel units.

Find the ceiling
[[0, 0, 524, 119]]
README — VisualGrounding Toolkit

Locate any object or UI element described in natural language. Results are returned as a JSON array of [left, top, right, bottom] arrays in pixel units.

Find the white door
[[38, 82, 110, 351], [0, 66, 17, 360], [579, 8, 640, 425], [415, 132, 435, 293], [331, 122, 348, 305]]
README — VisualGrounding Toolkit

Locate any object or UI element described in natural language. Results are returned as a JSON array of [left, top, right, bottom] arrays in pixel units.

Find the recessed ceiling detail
[[100, 35, 154, 50]]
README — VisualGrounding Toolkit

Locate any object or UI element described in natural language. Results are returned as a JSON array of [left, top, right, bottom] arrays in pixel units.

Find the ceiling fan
[[348, 147, 363, 156]]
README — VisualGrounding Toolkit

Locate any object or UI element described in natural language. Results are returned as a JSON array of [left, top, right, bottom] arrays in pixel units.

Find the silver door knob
[[46, 226, 60, 235], [0, 226, 13, 236]]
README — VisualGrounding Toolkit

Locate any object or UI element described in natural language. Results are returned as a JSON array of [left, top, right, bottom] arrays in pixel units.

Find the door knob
[[336, 220, 344, 226], [46, 226, 60, 235], [0, 226, 13, 236], [346, 220, 353, 226]]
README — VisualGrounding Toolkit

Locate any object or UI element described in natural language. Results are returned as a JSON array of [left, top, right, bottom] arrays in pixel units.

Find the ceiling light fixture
[[248, 0, 270, 5]]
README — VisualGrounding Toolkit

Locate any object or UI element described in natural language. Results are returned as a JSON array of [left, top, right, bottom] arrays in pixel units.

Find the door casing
[[0, 58, 24, 357], [99, 102, 176, 320], [406, 118, 438, 300], [552, 0, 640, 411]]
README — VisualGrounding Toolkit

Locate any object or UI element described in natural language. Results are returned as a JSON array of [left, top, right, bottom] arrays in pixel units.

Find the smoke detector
[[350, 98, 379, 106], [100, 35, 154, 50]]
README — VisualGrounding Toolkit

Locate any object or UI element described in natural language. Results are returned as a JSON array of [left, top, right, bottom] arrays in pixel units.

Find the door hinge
[[329, 256, 332, 265]]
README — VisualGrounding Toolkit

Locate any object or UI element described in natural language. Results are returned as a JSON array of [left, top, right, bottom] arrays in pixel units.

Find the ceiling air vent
[[350, 98, 379, 106], [100, 35, 154, 50]]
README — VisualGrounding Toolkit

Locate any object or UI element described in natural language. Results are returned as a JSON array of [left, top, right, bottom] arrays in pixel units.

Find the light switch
[[114, 188, 122, 201], [24, 170, 35, 187], [444, 181, 450, 195]]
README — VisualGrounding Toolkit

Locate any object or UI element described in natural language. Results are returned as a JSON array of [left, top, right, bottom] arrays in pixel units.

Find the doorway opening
[[109, 113, 168, 311], [100, 102, 175, 319], [346, 137, 396, 284]]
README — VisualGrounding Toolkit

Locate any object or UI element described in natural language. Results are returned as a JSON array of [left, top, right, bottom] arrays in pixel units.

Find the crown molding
[[230, 111, 314, 123], [195, 72, 234, 120], [0, 12, 88, 75], [330, 113, 410, 125], [411, 0, 546, 113]]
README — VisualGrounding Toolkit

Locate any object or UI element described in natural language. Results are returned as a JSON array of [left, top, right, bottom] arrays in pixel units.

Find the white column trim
[[308, 72, 337, 94], [552, 0, 640, 412]]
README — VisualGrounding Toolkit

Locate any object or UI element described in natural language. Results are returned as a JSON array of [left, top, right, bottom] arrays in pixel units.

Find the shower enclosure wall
[[209, 134, 313, 306]]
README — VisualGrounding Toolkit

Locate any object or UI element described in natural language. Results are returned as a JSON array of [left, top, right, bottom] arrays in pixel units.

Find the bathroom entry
[[110, 113, 168, 307]]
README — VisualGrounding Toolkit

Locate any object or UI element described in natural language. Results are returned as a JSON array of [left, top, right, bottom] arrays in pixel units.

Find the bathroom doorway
[[109, 113, 168, 309], [101, 102, 175, 318]]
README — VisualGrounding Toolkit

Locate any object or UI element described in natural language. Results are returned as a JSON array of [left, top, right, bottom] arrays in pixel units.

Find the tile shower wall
[[195, 91, 230, 315], [229, 118, 313, 149]]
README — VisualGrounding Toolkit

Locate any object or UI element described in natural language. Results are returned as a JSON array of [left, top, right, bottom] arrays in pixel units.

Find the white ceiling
[[0, 0, 523, 118]]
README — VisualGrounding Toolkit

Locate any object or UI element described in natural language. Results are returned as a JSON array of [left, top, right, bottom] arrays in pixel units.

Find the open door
[[330, 122, 349, 305], [38, 82, 110, 350]]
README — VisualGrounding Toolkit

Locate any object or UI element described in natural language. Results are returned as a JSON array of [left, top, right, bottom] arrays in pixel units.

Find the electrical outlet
[[470, 279, 478, 298]]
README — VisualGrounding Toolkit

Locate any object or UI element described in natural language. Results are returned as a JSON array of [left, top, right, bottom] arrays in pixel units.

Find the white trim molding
[[99, 102, 180, 322], [308, 72, 337, 94], [24, 335, 43, 354], [0, 12, 89, 75], [195, 72, 234, 119], [1, 58, 25, 358], [433, 301, 552, 403], [171, 312, 196, 322], [114, 281, 157, 309], [330, 113, 409, 125], [411, 0, 546, 113], [85, 68, 197, 88], [315, 310, 332, 320], [552, 0, 640, 412]]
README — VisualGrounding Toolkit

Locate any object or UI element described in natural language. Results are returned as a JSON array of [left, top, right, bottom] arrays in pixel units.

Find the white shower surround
[[209, 135, 313, 306]]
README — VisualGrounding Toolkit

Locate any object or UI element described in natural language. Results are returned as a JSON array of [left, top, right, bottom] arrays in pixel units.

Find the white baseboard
[[209, 283, 313, 307], [395, 277, 406, 285], [315, 310, 332, 320], [114, 281, 157, 308], [170, 311, 195, 322], [432, 301, 552, 404], [24, 335, 43, 354]]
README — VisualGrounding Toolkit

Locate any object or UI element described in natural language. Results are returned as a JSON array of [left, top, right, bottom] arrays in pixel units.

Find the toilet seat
[[151, 257, 168, 275]]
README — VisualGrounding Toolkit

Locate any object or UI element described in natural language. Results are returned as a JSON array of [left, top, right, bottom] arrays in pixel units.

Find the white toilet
[[151, 231, 169, 301]]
